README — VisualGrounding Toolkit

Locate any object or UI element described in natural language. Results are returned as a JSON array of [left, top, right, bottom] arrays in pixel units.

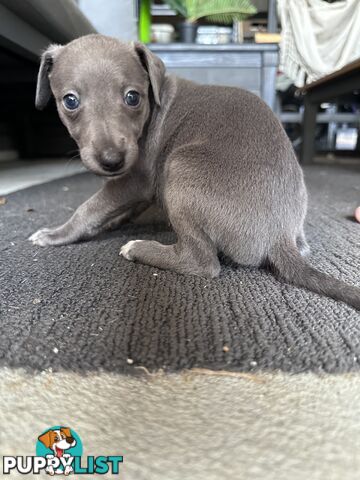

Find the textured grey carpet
[[0, 165, 359, 373]]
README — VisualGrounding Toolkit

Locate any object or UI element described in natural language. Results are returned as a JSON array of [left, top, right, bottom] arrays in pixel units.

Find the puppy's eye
[[124, 90, 140, 107], [63, 93, 80, 110]]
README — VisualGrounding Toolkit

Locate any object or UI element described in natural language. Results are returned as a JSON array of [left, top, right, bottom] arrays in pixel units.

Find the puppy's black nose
[[66, 436, 74, 444], [100, 149, 124, 172]]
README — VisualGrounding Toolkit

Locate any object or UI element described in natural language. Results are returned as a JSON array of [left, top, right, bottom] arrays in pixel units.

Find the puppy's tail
[[268, 237, 360, 310]]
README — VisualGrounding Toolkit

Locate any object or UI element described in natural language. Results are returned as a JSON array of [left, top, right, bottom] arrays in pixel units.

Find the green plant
[[165, 0, 257, 24]]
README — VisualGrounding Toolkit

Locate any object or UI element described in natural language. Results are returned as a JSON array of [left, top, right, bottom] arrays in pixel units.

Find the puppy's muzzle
[[99, 148, 125, 173]]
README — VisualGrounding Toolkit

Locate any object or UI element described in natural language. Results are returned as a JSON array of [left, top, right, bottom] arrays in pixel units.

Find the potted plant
[[164, 0, 197, 43], [165, 0, 257, 43]]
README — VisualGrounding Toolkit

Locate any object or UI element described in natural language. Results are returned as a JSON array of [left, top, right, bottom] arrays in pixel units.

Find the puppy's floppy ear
[[133, 42, 165, 107], [38, 430, 55, 449], [35, 44, 63, 110], [60, 427, 72, 438]]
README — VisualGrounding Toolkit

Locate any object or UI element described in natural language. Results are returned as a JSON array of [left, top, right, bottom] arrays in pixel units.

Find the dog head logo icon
[[37, 426, 81, 476], [2, 425, 123, 475], [38, 427, 76, 458]]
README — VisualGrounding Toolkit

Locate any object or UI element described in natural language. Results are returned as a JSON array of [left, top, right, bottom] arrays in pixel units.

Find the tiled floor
[[0, 158, 85, 195]]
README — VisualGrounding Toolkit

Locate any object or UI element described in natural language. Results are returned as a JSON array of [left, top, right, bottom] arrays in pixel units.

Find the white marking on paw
[[119, 240, 144, 260], [28, 228, 52, 246], [28, 231, 40, 242]]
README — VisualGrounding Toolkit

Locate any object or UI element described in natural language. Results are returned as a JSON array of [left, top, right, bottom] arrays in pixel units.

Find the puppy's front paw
[[119, 240, 144, 261], [45, 465, 55, 476], [64, 465, 73, 475], [29, 228, 58, 247]]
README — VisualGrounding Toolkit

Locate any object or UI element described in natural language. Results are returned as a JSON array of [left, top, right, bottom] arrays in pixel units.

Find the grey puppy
[[30, 34, 360, 310]]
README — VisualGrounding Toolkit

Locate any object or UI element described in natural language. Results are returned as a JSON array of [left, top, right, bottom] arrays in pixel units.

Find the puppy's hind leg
[[120, 226, 220, 278]]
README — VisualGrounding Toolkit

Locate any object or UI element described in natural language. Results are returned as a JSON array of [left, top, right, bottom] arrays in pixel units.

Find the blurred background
[[0, 0, 359, 194]]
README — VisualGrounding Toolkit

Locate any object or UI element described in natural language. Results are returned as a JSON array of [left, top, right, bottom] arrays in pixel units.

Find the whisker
[[65, 150, 81, 169]]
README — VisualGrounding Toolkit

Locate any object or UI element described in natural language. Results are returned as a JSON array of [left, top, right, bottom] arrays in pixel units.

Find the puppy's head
[[38, 427, 76, 455], [35, 34, 165, 176]]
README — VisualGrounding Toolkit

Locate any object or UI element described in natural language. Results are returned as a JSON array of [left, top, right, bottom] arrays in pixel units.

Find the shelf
[[148, 42, 279, 52], [280, 112, 360, 124], [151, 4, 177, 16]]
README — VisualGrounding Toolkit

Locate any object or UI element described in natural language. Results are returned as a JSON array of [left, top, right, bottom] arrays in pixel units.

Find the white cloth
[[277, 0, 360, 87]]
